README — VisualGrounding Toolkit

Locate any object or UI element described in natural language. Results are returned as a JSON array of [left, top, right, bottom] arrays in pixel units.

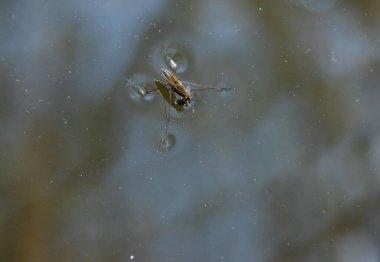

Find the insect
[[160, 68, 193, 107], [143, 68, 229, 146]]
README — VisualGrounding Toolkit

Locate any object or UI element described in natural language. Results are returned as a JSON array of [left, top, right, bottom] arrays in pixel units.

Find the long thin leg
[[163, 93, 168, 139], [180, 81, 220, 90], [149, 83, 171, 95], [168, 90, 172, 137], [145, 87, 160, 94]]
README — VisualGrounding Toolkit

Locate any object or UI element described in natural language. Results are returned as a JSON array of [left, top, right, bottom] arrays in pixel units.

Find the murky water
[[1, 0, 380, 261]]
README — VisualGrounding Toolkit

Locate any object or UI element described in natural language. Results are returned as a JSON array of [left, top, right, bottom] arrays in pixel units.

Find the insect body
[[161, 68, 192, 107], [141, 68, 230, 147]]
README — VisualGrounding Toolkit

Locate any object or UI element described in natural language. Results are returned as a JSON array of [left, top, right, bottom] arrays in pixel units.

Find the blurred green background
[[1, 0, 380, 261]]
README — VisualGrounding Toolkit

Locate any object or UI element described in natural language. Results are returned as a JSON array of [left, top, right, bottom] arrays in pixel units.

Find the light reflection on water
[[1, 0, 380, 261]]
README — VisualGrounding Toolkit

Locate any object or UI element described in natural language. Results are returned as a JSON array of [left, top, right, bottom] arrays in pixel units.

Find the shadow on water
[[153, 80, 185, 113]]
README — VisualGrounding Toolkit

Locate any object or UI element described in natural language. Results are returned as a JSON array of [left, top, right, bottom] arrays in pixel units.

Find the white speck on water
[[24, 89, 29, 94], [129, 255, 135, 260], [258, 7, 262, 11], [322, 210, 327, 214], [68, 70, 72, 74], [118, 186, 123, 190], [63, 118, 68, 125], [26, 110, 31, 114], [355, 98, 360, 102]]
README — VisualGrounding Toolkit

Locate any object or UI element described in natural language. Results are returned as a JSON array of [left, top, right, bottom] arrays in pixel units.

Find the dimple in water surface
[[125, 73, 156, 104], [161, 44, 191, 75], [155, 132, 176, 152]]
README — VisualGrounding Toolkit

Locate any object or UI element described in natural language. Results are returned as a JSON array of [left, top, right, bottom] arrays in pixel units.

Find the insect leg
[[145, 87, 160, 94], [163, 91, 168, 139], [168, 90, 172, 137]]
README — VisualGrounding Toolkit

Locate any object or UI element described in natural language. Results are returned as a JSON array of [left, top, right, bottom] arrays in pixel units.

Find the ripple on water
[[152, 41, 193, 75], [125, 73, 157, 105], [155, 132, 176, 152], [152, 121, 192, 153], [216, 80, 234, 98]]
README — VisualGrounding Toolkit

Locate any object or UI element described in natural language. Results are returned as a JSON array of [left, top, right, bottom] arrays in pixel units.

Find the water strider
[[142, 68, 231, 149]]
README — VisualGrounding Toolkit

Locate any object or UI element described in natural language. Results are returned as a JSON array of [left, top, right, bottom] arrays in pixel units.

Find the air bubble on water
[[125, 73, 156, 105]]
